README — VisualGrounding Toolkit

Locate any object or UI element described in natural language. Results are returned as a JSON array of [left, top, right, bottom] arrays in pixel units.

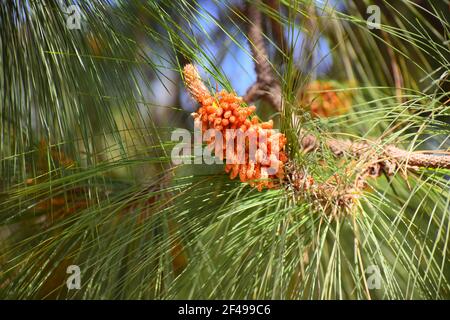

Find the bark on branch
[[326, 139, 450, 170], [243, 1, 282, 111]]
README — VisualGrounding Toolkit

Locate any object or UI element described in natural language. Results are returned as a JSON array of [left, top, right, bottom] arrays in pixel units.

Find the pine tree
[[0, 0, 449, 299]]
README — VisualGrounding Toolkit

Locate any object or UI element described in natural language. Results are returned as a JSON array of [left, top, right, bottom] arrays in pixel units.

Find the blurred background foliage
[[0, 0, 449, 299]]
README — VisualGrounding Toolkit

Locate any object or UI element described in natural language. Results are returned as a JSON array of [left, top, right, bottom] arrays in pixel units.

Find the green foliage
[[0, 0, 449, 299]]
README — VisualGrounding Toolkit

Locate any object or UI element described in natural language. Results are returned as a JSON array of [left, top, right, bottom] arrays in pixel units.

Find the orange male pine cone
[[183, 64, 287, 191], [299, 81, 352, 118]]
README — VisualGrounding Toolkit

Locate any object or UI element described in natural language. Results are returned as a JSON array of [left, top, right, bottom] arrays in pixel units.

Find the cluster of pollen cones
[[183, 64, 287, 191]]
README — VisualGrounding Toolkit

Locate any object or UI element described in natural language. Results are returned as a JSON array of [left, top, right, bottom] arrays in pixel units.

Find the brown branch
[[326, 139, 450, 170], [266, 0, 286, 53], [243, 1, 282, 111], [301, 134, 450, 171]]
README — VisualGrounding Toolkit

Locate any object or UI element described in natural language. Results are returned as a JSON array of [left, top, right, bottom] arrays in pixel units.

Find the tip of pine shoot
[[183, 64, 212, 105]]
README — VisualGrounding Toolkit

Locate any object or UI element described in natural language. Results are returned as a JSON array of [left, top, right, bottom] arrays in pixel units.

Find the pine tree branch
[[243, 1, 282, 111], [266, 0, 286, 54], [244, 2, 450, 172], [326, 139, 450, 170]]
